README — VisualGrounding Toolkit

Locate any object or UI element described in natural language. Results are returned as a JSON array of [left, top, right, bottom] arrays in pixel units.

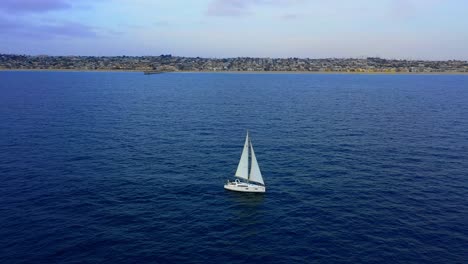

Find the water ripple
[[0, 72, 467, 263]]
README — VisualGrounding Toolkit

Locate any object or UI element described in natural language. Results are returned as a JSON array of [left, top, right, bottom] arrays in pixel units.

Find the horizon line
[[1, 53, 467, 62]]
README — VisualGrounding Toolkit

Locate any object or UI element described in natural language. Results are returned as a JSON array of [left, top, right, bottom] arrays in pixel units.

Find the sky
[[1, 0, 468, 59]]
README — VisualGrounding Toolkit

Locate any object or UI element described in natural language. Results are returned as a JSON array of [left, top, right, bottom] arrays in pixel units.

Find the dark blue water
[[1, 71, 467, 263]]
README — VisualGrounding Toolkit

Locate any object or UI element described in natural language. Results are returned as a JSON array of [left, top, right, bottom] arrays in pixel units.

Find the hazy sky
[[1, 0, 467, 59]]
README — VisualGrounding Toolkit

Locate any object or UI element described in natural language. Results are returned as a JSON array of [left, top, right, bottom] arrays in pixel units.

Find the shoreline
[[1, 68, 467, 75]]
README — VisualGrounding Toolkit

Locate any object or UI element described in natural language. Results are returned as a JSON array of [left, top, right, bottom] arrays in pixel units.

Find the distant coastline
[[1, 54, 467, 73], [1, 68, 468, 75], [2, 68, 468, 75]]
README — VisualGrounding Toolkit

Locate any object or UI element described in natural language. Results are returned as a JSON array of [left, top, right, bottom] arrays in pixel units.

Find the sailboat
[[224, 131, 266, 193]]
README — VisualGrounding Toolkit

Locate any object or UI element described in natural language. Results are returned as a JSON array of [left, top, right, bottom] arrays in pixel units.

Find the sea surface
[[0, 71, 467, 263]]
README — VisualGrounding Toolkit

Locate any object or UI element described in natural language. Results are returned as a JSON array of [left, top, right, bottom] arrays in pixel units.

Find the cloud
[[280, 14, 300, 20], [0, 0, 71, 14], [387, 0, 445, 20], [206, 0, 251, 16], [0, 0, 116, 42], [0, 16, 97, 39], [206, 0, 305, 17], [39, 22, 97, 38]]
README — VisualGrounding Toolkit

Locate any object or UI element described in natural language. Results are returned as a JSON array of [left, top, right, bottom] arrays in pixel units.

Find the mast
[[235, 131, 249, 181], [247, 130, 250, 183], [248, 135, 251, 182], [247, 130, 249, 181]]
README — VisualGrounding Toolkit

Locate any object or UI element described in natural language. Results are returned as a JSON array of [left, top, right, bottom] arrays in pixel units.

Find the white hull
[[224, 180, 265, 193]]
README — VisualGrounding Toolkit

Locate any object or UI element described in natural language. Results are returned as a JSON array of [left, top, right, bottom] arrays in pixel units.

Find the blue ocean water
[[0, 71, 467, 263]]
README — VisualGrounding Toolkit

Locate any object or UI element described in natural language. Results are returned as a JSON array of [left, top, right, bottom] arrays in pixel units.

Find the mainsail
[[235, 132, 249, 180], [249, 142, 264, 185]]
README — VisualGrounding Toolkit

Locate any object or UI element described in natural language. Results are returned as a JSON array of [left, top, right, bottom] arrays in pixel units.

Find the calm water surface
[[0, 72, 467, 263]]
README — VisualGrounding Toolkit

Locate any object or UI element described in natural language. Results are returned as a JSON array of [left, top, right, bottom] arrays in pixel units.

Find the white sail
[[249, 142, 264, 185], [235, 132, 249, 180]]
